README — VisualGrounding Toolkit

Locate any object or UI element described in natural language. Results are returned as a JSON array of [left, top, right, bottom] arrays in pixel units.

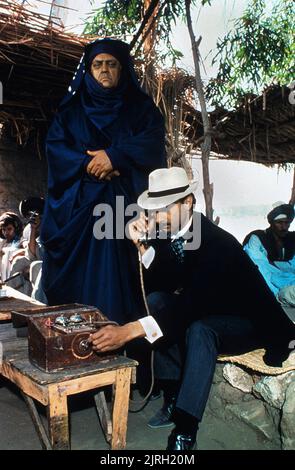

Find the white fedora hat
[[137, 167, 198, 210]]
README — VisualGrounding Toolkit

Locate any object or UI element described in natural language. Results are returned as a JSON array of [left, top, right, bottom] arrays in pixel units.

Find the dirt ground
[[0, 378, 279, 451]]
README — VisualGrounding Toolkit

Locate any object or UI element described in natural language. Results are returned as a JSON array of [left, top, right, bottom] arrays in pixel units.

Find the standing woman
[[41, 38, 166, 323]]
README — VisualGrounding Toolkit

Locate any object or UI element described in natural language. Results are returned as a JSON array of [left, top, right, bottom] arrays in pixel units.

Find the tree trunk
[[289, 166, 295, 205], [141, 0, 159, 93], [143, 0, 159, 58], [185, 0, 214, 221]]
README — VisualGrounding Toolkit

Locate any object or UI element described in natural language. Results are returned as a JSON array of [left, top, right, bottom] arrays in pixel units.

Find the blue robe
[[41, 39, 166, 323]]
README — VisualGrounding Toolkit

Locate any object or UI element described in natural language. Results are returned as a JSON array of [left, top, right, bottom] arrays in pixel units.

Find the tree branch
[[129, 0, 161, 50], [134, 1, 168, 56]]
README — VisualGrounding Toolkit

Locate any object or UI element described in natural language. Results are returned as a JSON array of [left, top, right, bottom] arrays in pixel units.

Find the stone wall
[[0, 138, 47, 216], [207, 362, 295, 449]]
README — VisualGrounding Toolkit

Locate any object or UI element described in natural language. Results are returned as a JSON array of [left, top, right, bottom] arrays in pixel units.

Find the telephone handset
[[138, 210, 161, 247]]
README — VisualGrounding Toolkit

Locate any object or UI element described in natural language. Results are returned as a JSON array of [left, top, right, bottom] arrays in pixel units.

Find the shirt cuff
[[141, 246, 155, 269], [138, 316, 163, 344]]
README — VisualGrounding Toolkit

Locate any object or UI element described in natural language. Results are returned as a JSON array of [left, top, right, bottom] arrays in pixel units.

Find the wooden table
[[0, 324, 137, 450], [0, 286, 44, 321]]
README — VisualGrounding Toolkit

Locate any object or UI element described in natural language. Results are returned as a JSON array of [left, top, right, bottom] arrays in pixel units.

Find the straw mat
[[218, 349, 295, 375]]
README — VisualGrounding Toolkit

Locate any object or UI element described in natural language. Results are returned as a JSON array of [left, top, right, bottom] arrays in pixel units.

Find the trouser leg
[[154, 345, 182, 402], [278, 285, 295, 307], [175, 321, 218, 421], [146, 292, 260, 423], [176, 315, 259, 421]]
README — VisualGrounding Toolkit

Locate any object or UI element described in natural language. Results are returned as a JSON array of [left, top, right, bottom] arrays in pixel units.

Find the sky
[[21, 0, 294, 240], [170, 0, 249, 79]]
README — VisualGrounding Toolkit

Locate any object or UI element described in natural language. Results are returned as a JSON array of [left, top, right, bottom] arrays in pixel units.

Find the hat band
[[148, 184, 189, 198]]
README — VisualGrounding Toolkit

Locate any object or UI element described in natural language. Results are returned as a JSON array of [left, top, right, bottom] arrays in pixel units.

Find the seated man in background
[[8, 197, 47, 302], [243, 202, 295, 307], [0, 212, 23, 283]]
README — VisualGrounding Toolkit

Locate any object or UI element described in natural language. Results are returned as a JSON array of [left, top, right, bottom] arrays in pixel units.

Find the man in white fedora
[[90, 168, 295, 451]]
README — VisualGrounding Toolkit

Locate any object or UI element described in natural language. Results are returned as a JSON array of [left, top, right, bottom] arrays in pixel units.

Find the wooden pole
[[185, 0, 214, 221], [289, 165, 295, 205]]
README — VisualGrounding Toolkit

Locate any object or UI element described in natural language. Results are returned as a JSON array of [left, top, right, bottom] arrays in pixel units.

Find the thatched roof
[[0, 0, 92, 149], [0, 1, 294, 165], [185, 85, 295, 165]]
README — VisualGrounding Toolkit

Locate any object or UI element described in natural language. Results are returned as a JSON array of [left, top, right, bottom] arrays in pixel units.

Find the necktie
[[170, 236, 185, 263]]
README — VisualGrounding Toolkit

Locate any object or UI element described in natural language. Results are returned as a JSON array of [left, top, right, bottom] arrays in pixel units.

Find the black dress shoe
[[166, 428, 196, 451], [148, 399, 175, 428]]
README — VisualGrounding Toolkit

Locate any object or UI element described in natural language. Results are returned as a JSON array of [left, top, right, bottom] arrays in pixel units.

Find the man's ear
[[184, 194, 193, 208]]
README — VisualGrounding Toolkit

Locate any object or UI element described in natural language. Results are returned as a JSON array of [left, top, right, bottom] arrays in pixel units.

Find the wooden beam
[[0, 313, 11, 321], [47, 384, 70, 450], [53, 370, 117, 396], [0, 362, 48, 405], [111, 367, 132, 450]]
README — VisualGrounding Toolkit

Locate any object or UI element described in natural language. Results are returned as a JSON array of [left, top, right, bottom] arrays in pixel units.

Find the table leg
[[47, 385, 70, 450], [22, 392, 52, 450], [94, 390, 112, 443], [111, 367, 132, 450]]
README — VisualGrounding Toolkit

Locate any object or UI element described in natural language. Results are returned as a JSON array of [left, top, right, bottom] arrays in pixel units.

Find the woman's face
[[90, 53, 121, 88], [1, 223, 16, 242]]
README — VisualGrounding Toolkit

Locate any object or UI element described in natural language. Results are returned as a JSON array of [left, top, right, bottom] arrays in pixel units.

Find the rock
[[207, 383, 227, 419], [227, 400, 278, 442], [264, 403, 281, 430], [281, 380, 295, 450], [217, 381, 247, 405], [253, 372, 295, 409], [213, 363, 225, 384], [223, 363, 254, 393], [242, 393, 256, 402], [207, 379, 257, 420]]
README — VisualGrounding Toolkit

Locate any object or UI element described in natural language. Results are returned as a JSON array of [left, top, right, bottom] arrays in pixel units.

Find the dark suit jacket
[[142, 213, 294, 365]]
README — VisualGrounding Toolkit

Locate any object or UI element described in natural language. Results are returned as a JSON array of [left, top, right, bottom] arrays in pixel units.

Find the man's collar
[[171, 213, 194, 241]]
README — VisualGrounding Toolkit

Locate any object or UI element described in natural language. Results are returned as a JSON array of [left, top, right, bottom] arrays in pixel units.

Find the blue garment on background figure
[[41, 39, 166, 323], [244, 235, 295, 296]]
